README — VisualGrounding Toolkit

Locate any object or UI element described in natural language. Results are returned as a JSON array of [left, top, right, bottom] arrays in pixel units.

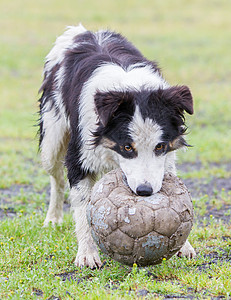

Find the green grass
[[0, 0, 231, 298], [1, 213, 230, 299]]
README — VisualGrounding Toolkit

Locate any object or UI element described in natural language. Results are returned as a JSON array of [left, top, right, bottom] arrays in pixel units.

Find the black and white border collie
[[38, 24, 196, 268]]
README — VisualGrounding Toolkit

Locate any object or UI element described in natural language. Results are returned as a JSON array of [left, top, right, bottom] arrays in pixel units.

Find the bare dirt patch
[[1, 162, 230, 223]]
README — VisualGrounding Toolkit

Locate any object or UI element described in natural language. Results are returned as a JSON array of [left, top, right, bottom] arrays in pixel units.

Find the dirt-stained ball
[[87, 169, 193, 266]]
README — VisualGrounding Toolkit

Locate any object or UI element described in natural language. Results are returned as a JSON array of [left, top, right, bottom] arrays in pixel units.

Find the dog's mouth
[[121, 172, 137, 195], [122, 172, 130, 188]]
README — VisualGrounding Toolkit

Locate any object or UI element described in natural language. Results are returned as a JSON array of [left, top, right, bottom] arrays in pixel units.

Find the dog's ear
[[94, 91, 133, 126], [162, 85, 194, 115]]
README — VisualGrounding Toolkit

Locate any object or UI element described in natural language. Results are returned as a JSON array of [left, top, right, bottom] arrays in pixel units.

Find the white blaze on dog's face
[[94, 86, 193, 196], [118, 107, 166, 195]]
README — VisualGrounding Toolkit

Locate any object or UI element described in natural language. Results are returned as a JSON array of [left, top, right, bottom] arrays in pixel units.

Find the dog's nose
[[136, 184, 153, 196]]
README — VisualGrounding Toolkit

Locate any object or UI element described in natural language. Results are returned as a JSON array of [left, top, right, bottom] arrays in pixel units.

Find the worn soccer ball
[[87, 169, 193, 266]]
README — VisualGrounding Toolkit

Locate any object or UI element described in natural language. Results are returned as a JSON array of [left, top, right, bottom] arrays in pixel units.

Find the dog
[[38, 24, 196, 268]]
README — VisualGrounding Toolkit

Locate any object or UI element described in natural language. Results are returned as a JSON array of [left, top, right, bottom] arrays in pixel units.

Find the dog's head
[[94, 86, 193, 196]]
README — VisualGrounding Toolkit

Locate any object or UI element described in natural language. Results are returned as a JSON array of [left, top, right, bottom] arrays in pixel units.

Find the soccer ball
[[87, 169, 193, 266]]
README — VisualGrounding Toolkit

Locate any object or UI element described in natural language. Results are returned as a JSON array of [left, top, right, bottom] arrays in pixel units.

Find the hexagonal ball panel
[[118, 204, 154, 239], [154, 208, 181, 237], [133, 232, 169, 266], [88, 198, 117, 237], [91, 171, 118, 205], [106, 229, 134, 255]]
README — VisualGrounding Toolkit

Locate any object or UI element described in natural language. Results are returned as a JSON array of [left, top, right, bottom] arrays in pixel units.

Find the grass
[[0, 0, 231, 298], [1, 213, 230, 299]]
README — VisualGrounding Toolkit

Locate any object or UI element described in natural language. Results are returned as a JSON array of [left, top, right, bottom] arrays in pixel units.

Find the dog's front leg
[[69, 176, 102, 269]]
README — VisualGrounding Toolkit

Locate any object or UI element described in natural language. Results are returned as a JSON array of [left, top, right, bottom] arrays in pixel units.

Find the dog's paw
[[74, 248, 102, 269], [177, 240, 196, 258]]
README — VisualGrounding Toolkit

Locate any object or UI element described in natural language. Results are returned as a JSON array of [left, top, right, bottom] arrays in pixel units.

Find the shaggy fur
[[38, 24, 195, 268]]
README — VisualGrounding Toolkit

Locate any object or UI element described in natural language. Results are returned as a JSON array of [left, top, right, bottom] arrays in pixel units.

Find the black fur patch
[[93, 87, 193, 157], [65, 129, 88, 187], [133, 88, 193, 144], [93, 90, 135, 157]]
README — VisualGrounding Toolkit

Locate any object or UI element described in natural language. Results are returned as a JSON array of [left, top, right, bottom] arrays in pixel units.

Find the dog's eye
[[124, 144, 133, 152], [155, 143, 166, 152], [155, 143, 163, 150]]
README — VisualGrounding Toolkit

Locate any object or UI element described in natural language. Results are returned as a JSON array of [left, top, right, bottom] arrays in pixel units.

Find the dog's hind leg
[[40, 106, 69, 226]]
